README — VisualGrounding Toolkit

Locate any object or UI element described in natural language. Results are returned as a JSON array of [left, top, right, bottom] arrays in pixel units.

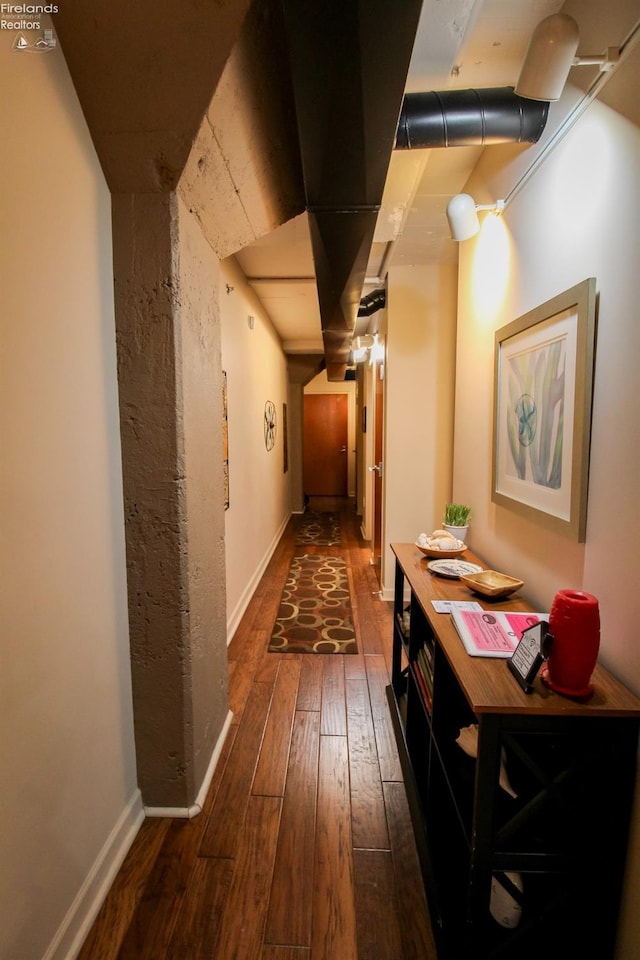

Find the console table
[[388, 542, 640, 959]]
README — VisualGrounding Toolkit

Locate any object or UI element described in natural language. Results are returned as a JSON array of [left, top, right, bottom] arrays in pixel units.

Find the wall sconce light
[[446, 194, 505, 242], [369, 334, 385, 365], [352, 334, 375, 362], [350, 333, 385, 364], [515, 13, 620, 102]]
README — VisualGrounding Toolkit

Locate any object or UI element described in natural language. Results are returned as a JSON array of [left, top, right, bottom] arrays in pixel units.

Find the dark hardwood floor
[[78, 498, 436, 959]]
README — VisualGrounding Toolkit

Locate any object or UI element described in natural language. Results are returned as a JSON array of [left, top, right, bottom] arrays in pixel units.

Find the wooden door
[[303, 394, 348, 496]]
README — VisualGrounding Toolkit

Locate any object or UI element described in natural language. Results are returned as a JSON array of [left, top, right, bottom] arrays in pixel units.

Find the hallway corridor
[[77, 500, 436, 959]]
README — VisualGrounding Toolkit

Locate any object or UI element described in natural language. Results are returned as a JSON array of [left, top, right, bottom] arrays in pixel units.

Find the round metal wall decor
[[264, 400, 276, 450]]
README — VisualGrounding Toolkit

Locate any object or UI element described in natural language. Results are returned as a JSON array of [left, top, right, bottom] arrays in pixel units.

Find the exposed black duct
[[395, 87, 549, 149], [358, 288, 386, 317], [281, 0, 423, 380]]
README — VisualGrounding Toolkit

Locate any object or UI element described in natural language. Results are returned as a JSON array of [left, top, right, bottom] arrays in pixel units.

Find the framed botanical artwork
[[492, 278, 596, 542]]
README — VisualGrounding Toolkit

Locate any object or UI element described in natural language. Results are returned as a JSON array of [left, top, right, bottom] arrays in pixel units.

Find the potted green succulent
[[443, 502, 471, 542]]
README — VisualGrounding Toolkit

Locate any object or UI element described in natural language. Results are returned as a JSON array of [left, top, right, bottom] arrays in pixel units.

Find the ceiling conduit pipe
[[358, 288, 386, 316], [395, 87, 549, 149]]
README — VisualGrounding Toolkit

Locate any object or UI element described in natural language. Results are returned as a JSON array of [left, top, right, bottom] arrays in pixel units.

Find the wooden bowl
[[415, 541, 468, 560], [458, 569, 524, 599]]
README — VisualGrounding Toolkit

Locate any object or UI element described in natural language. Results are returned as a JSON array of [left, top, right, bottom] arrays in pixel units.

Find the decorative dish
[[458, 569, 524, 599], [427, 559, 483, 579], [416, 541, 468, 560]]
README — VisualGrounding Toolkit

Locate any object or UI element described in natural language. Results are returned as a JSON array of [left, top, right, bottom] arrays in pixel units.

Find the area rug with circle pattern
[[295, 511, 341, 546], [268, 553, 357, 654]]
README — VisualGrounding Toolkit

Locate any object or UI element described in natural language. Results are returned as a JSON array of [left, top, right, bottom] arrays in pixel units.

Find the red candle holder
[[542, 589, 600, 698]]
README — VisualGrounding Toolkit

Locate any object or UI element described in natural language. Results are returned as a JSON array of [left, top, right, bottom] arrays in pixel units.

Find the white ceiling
[[234, 0, 564, 354]]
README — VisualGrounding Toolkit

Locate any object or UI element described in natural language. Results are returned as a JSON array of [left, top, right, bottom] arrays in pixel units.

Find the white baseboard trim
[[225, 511, 291, 645], [144, 708, 233, 820], [44, 788, 144, 960]]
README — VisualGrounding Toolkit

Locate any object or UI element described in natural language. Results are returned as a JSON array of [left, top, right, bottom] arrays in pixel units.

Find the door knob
[[340, 445, 347, 453], [368, 462, 383, 477]]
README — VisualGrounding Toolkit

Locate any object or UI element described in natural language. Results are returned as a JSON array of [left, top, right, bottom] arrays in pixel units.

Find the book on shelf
[[412, 656, 433, 709], [416, 647, 433, 695], [451, 608, 549, 658]]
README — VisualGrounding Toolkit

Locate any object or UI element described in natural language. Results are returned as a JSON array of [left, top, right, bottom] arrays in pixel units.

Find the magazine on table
[[451, 608, 549, 658]]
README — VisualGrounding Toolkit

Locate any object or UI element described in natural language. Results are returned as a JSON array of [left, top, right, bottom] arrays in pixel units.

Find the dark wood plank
[[150, 720, 237, 890], [373, 593, 394, 677], [214, 795, 283, 960], [364, 654, 403, 783], [296, 656, 324, 711], [383, 781, 438, 959], [200, 680, 272, 858], [165, 858, 234, 960], [199, 721, 238, 818], [311, 735, 357, 960], [117, 889, 183, 959], [265, 711, 320, 947], [344, 651, 367, 680], [252, 659, 301, 797], [255, 644, 283, 684], [345, 679, 389, 850], [320, 656, 346, 736], [344, 553, 370, 673], [348, 563, 384, 657], [262, 948, 310, 960], [228, 628, 271, 720], [116, 727, 237, 960], [76, 819, 171, 960], [353, 849, 404, 960], [227, 604, 261, 661]]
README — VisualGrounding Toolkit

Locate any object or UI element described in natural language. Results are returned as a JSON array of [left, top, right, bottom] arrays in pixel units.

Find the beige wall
[[382, 263, 458, 594], [454, 25, 640, 956], [457, 87, 640, 688], [0, 30, 139, 960], [221, 257, 291, 640]]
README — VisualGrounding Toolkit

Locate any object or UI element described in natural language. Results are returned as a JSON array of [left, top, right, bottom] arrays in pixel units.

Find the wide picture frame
[[492, 278, 597, 542]]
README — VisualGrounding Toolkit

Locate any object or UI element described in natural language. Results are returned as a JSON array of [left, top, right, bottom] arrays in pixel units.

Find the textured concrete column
[[112, 191, 228, 808]]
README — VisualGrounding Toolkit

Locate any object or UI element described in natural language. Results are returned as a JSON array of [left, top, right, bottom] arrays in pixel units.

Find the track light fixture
[[443, 14, 631, 240], [446, 194, 505, 242], [515, 13, 620, 102]]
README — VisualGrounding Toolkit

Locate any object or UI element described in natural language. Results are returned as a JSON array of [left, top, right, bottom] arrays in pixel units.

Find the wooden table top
[[392, 542, 640, 719]]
